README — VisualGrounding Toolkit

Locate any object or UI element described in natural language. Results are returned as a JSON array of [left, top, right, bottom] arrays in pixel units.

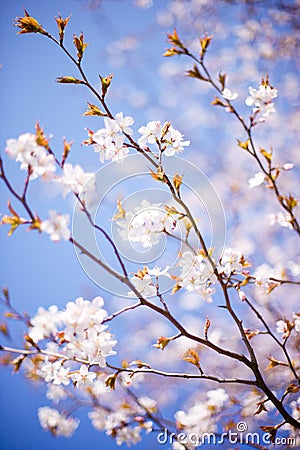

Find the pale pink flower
[[41, 210, 71, 242], [38, 407, 79, 437], [245, 82, 278, 117], [222, 87, 239, 100], [248, 172, 265, 188]]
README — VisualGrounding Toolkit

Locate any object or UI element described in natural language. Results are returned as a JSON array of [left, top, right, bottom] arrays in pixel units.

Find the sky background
[[1, 0, 299, 449], [0, 2, 168, 449]]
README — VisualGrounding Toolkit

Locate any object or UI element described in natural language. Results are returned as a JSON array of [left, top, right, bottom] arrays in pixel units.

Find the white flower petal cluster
[[46, 384, 67, 404], [29, 296, 117, 367], [290, 397, 300, 421], [40, 210, 71, 242], [276, 319, 290, 339], [241, 390, 272, 418], [253, 263, 282, 291], [38, 406, 79, 437], [89, 401, 153, 446], [276, 314, 300, 339], [147, 265, 170, 277], [29, 305, 61, 342], [93, 112, 133, 163], [269, 212, 293, 230], [177, 251, 215, 300], [39, 359, 70, 386], [117, 199, 176, 248], [129, 272, 157, 298], [293, 313, 300, 332], [128, 266, 170, 298], [245, 82, 278, 118], [222, 87, 239, 101], [218, 248, 245, 276], [55, 163, 96, 207], [6, 133, 56, 180], [138, 120, 190, 156], [248, 171, 265, 188], [71, 364, 97, 389], [174, 389, 229, 437]]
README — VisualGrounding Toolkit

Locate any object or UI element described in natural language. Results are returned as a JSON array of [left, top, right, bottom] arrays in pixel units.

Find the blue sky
[[0, 1, 167, 449]]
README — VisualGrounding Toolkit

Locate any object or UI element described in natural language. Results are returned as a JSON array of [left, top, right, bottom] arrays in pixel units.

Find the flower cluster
[[38, 406, 79, 437], [276, 313, 300, 339], [92, 112, 134, 163], [269, 212, 293, 230], [176, 251, 215, 301], [218, 248, 247, 276], [29, 296, 116, 371], [55, 163, 96, 207], [116, 199, 176, 248], [138, 120, 190, 156], [25, 298, 118, 438], [40, 210, 71, 242], [88, 396, 155, 446], [128, 266, 170, 298], [252, 263, 283, 295], [248, 172, 265, 189], [245, 78, 278, 118], [5, 133, 56, 180], [173, 389, 229, 449]]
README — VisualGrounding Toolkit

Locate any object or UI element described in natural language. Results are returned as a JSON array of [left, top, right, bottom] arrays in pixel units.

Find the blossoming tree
[[1, 1, 300, 448]]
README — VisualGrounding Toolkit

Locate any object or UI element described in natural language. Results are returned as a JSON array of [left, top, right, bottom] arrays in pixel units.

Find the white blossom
[[222, 87, 239, 100], [116, 199, 176, 248], [89, 408, 143, 446], [147, 265, 170, 277], [115, 426, 142, 446], [88, 408, 107, 430], [134, 0, 153, 8], [206, 388, 229, 408], [253, 264, 281, 293], [40, 210, 71, 242], [276, 319, 290, 338], [172, 443, 188, 450], [128, 272, 157, 298], [61, 296, 116, 366], [138, 120, 162, 146], [114, 112, 134, 135], [107, 135, 130, 162], [71, 364, 96, 389], [39, 359, 70, 386], [174, 388, 229, 436], [162, 125, 190, 156], [138, 396, 157, 412], [282, 162, 294, 171], [219, 248, 244, 276], [269, 212, 293, 230], [38, 406, 79, 437], [46, 384, 67, 404], [138, 120, 190, 155], [293, 313, 300, 332], [30, 296, 116, 381], [290, 397, 300, 420], [254, 264, 272, 286], [29, 305, 61, 343], [248, 172, 265, 188], [177, 251, 215, 297], [92, 112, 133, 163], [245, 82, 278, 117], [239, 290, 246, 301], [6, 133, 56, 180], [56, 163, 96, 206]]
